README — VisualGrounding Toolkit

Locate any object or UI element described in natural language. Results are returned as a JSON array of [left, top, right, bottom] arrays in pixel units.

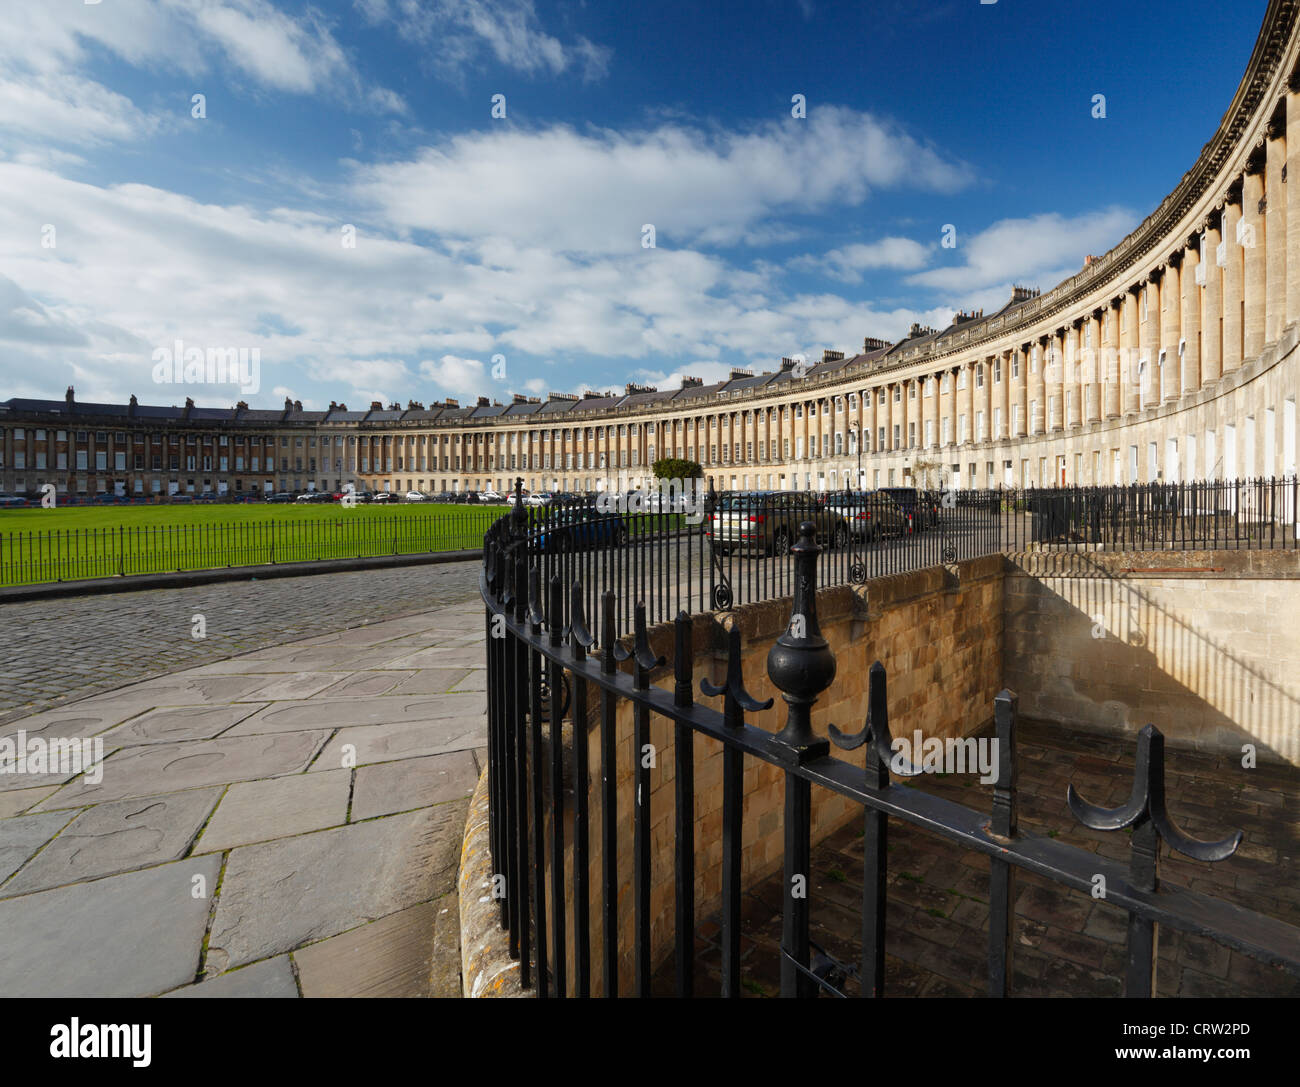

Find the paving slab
[[316, 671, 419, 699], [243, 672, 347, 702], [388, 668, 473, 696], [450, 671, 487, 693], [229, 693, 485, 735], [195, 769, 351, 853], [163, 955, 298, 998], [100, 704, 268, 746], [0, 785, 59, 818], [0, 809, 77, 885], [0, 703, 145, 747], [351, 752, 479, 821], [3, 787, 223, 896], [33, 730, 330, 807], [261, 647, 418, 671], [206, 805, 463, 972], [100, 675, 274, 707], [295, 902, 440, 997], [385, 647, 493, 670], [311, 716, 487, 770], [0, 855, 222, 997]]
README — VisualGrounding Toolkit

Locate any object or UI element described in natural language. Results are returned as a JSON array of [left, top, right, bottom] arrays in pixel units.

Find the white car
[[526, 492, 552, 507], [405, 490, 426, 502], [480, 489, 504, 502]]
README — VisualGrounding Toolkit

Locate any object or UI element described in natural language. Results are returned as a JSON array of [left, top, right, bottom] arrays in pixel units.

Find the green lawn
[[0, 502, 509, 586]]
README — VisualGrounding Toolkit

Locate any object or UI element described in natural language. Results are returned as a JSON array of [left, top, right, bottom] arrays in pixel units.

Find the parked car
[[878, 487, 939, 531], [295, 491, 331, 503], [480, 488, 503, 502], [169, 493, 194, 504], [526, 492, 552, 508], [196, 491, 219, 503], [706, 491, 850, 556], [266, 492, 297, 503], [93, 492, 124, 505], [371, 491, 397, 504], [532, 507, 629, 553], [828, 491, 910, 541], [405, 490, 427, 502], [0, 493, 29, 508]]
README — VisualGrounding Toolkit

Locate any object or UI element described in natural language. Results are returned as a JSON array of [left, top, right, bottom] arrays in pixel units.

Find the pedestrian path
[[0, 598, 487, 998]]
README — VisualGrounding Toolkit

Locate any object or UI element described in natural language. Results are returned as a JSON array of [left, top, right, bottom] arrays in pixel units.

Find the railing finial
[[767, 522, 834, 760]]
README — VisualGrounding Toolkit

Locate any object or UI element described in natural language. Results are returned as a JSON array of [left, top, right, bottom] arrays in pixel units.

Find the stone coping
[[458, 767, 527, 998]]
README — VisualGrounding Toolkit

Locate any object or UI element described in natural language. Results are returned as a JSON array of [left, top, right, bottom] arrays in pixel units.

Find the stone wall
[[543, 554, 1004, 996], [1003, 550, 1300, 766]]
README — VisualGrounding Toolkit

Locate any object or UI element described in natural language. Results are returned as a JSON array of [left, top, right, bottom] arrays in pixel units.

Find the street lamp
[[849, 424, 863, 491]]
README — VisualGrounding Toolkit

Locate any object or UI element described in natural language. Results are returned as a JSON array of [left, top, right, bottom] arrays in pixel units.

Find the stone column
[[1030, 342, 1046, 435], [1244, 162, 1268, 360], [983, 356, 995, 441], [1266, 119, 1287, 344], [1016, 347, 1029, 436], [899, 381, 910, 452], [1204, 213, 1224, 382], [1045, 335, 1055, 434], [963, 361, 976, 446], [1181, 238, 1202, 395], [1288, 86, 1300, 325], [1223, 192, 1246, 373], [1160, 259, 1181, 403], [1136, 277, 1155, 410], [1120, 289, 1139, 417]]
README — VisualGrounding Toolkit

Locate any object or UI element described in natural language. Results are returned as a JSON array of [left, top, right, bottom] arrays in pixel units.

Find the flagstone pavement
[[0, 597, 489, 998]]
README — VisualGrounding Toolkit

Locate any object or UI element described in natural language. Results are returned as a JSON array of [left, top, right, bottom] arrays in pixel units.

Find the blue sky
[[0, 0, 1268, 411]]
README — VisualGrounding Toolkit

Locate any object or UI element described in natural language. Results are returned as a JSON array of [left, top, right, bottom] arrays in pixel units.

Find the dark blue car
[[532, 509, 629, 553]]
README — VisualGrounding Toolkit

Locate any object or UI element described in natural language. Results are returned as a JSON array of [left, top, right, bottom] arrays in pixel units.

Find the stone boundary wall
[[533, 554, 1004, 996], [458, 767, 526, 998], [1003, 550, 1300, 765]]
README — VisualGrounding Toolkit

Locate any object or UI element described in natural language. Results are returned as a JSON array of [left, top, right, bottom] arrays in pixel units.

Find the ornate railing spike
[[829, 660, 920, 777], [569, 581, 596, 652], [701, 625, 774, 728], [1067, 724, 1242, 863]]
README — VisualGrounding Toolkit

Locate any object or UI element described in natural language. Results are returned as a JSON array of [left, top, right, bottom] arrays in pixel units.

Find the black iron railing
[[481, 480, 1300, 998], [505, 476, 1299, 646]]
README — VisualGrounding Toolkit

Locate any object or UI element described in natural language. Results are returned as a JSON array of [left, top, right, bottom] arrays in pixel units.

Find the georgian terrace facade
[[4, 0, 1300, 502]]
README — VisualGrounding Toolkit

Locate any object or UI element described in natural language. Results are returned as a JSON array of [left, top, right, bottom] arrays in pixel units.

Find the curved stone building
[[3, 0, 1300, 501]]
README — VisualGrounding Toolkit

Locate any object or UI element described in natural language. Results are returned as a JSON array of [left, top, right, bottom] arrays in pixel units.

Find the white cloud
[[906, 208, 1136, 293], [0, 0, 405, 150], [800, 237, 932, 282], [356, 0, 612, 82], [0, 72, 161, 145], [352, 107, 972, 256], [419, 355, 488, 398]]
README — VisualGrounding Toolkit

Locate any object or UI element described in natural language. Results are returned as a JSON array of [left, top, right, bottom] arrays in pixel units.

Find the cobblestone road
[[0, 562, 483, 722]]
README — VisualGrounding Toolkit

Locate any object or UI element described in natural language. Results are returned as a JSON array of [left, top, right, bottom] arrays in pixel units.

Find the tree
[[652, 457, 703, 481]]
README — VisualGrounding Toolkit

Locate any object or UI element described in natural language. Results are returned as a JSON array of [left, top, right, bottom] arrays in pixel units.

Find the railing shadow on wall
[[479, 482, 1300, 998], [1005, 549, 1300, 766]]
